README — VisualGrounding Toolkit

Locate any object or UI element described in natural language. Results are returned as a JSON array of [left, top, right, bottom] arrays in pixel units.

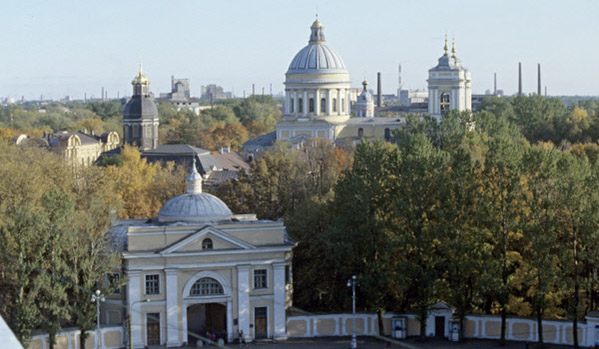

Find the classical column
[[237, 265, 251, 340], [285, 90, 290, 115], [301, 90, 307, 117], [337, 89, 342, 115], [327, 89, 332, 115], [273, 263, 287, 340], [127, 270, 144, 348], [165, 269, 181, 347], [227, 298, 233, 342], [315, 89, 320, 116]]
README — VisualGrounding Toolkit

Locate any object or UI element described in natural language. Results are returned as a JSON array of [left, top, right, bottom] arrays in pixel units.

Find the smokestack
[[252, 84, 255, 96], [102, 87, 105, 101], [537, 63, 541, 96], [494, 73, 497, 95], [84, 92, 87, 102], [518, 63, 522, 96], [377, 72, 382, 107]]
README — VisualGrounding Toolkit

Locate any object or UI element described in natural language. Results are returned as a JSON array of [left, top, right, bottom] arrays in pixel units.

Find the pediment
[[161, 226, 255, 254]]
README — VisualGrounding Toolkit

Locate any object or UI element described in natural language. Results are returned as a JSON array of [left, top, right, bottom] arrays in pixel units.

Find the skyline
[[1, 0, 598, 100]]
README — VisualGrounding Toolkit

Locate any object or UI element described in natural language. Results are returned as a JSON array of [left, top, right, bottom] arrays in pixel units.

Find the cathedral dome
[[158, 162, 232, 223], [286, 18, 348, 75]]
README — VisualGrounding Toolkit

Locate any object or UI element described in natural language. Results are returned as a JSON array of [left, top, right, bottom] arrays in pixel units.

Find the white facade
[[277, 17, 352, 142], [427, 37, 472, 119], [355, 80, 374, 118], [113, 166, 294, 348]]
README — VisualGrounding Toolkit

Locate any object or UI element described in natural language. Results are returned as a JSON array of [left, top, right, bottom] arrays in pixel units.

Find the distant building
[[427, 37, 472, 118], [157, 76, 201, 115], [201, 84, 232, 100], [12, 130, 120, 167], [399, 89, 428, 107], [354, 80, 374, 117]]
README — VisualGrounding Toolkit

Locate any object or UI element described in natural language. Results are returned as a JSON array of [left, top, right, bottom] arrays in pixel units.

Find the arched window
[[309, 98, 315, 113], [298, 98, 303, 113], [190, 277, 223, 296], [332, 98, 337, 112], [320, 98, 326, 113], [202, 238, 213, 250], [384, 128, 391, 141], [440, 92, 450, 111], [358, 128, 364, 138]]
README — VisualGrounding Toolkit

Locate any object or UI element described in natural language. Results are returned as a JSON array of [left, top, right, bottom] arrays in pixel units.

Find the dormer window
[[202, 238, 213, 250]]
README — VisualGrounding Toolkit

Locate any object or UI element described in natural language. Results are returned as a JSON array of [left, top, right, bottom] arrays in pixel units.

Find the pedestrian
[[239, 329, 246, 347]]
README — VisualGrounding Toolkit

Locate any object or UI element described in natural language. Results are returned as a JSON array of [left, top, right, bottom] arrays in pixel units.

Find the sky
[[0, 0, 598, 101]]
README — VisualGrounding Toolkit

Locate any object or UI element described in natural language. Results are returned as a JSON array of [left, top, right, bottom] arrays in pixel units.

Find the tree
[[478, 132, 527, 346], [520, 146, 564, 348], [327, 141, 401, 337]]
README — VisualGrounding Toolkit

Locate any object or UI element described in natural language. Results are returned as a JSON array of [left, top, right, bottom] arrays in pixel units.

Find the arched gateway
[[182, 271, 233, 344]]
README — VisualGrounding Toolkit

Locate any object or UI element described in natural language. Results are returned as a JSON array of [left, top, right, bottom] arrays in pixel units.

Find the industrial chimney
[[537, 63, 541, 96], [377, 72, 382, 107], [494, 73, 497, 95], [518, 63, 522, 96]]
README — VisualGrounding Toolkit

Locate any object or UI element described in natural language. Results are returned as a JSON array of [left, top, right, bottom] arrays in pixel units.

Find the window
[[285, 265, 291, 285], [320, 98, 326, 113], [190, 277, 223, 296], [202, 238, 213, 250], [309, 98, 314, 113], [254, 269, 268, 289], [440, 92, 450, 111], [332, 98, 337, 112], [106, 273, 121, 294], [290, 99, 294, 113], [358, 128, 364, 138], [298, 98, 303, 113], [145, 274, 160, 295]]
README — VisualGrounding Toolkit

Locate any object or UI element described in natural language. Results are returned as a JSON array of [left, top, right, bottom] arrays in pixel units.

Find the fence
[[28, 326, 123, 349], [287, 310, 599, 348]]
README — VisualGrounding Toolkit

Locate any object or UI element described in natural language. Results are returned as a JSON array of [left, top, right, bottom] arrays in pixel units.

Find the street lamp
[[347, 275, 357, 349], [91, 289, 105, 349], [128, 299, 150, 349]]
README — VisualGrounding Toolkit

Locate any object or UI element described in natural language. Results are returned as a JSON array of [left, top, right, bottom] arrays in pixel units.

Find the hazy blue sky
[[1, 0, 597, 100]]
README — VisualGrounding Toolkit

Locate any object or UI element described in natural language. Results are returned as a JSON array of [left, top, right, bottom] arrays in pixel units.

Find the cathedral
[[275, 17, 404, 145]]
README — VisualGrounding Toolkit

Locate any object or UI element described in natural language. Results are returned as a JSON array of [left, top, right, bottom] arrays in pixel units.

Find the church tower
[[427, 37, 472, 119], [123, 63, 159, 150], [355, 79, 374, 117]]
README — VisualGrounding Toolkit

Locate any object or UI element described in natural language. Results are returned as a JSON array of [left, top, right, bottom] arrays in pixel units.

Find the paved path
[[183, 336, 573, 349]]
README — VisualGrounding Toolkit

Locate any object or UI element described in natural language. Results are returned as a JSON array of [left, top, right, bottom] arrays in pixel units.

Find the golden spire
[[131, 59, 150, 85], [452, 37, 456, 56], [444, 34, 448, 55]]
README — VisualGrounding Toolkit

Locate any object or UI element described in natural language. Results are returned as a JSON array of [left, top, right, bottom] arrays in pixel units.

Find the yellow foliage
[[103, 145, 186, 218]]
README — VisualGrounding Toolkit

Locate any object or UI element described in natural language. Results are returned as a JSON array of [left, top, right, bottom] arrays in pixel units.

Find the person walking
[[238, 329, 246, 347]]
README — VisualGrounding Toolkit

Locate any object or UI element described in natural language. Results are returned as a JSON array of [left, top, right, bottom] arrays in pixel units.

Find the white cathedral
[[273, 18, 472, 146]]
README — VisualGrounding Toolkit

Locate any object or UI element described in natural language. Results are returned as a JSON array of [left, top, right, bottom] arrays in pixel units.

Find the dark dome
[[124, 96, 158, 120]]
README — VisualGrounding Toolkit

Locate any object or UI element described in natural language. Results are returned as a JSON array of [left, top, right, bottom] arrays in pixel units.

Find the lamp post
[[91, 289, 105, 349], [128, 299, 150, 349], [347, 275, 357, 349]]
